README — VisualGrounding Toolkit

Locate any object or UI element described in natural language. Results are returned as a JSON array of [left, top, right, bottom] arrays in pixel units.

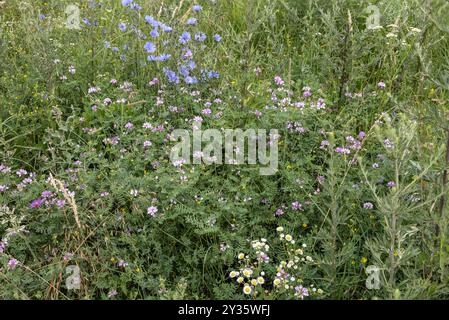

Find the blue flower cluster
[[115, 0, 221, 86]]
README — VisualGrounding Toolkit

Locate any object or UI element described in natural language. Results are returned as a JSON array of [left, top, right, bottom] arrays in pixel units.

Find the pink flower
[[335, 147, 350, 155], [275, 208, 284, 216], [387, 181, 396, 188], [108, 289, 118, 298], [292, 201, 302, 211], [274, 76, 284, 86], [363, 202, 374, 209], [149, 78, 159, 86], [7, 258, 18, 270], [202, 108, 212, 115], [295, 285, 309, 299], [147, 206, 158, 216], [56, 199, 66, 208], [117, 260, 128, 267], [63, 252, 74, 261]]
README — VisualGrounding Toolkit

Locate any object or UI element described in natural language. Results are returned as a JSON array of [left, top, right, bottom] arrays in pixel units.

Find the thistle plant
[[360, 113, 445, 298]]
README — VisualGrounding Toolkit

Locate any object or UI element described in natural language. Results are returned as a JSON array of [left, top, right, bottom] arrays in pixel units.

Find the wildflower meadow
[[1, 0, 449, 301]]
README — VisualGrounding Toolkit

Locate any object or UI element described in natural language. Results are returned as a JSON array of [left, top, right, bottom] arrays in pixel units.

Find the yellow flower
[[251, 279, 258, 286], [361, 257, 368, 264], [237, 277, 244, 284], [243, 285, 252, 295]]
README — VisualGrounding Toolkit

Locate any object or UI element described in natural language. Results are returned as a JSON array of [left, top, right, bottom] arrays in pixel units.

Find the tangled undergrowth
[[1, 0, 449, 299]]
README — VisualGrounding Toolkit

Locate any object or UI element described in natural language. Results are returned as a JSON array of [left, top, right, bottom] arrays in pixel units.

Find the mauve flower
[[149, 78, 159, 86], [117, 260, 128, 267], [30, 198, 44, 209], [274, 76, 284, 86], [292, 201, 302, 211], [0, 164, 11, 173], [147, 206, 158, 216], [63, 252, 74, 261], [295, 285, 309, 299], [378, 82, 386, 89], [41, 190, 53, 198], [56, 199, 66, 208], [0, 240, 7, 253], [302, 86, 312, 97], [363, 202, 374, 209], [387, 181, 396, 188], [335, 147, 350, 155], [7, 258, 18, 270], [383, 138, 394, 149], [320, 140, 330, 149], [108, 289, 118, 298], [16, 169, 27, 177], [275, 208, 284, 216]]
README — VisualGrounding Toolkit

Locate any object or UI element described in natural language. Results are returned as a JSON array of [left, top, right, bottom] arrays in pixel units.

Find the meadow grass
[[0, 0, 449, 299]]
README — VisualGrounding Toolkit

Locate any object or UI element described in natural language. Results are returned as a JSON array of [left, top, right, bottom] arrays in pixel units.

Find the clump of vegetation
[[1, 0, 449, 299]]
